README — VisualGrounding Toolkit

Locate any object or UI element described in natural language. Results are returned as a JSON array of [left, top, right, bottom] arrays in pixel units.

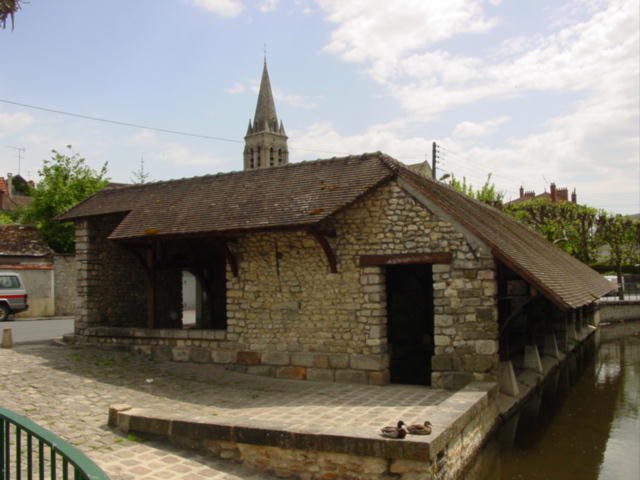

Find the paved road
[[1, 317, 74, 344]]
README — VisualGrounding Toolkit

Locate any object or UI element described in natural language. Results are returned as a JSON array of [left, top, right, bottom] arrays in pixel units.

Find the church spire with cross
[[243, 58, 289, 170]]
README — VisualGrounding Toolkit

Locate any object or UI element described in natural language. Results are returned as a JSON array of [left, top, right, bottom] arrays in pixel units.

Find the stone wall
[[597, 301, 640, 323], [54, 254, 77, 316], [222, 181, 498, 385], [74, 181, 499, 386], [75, 215, 148, 333], [13, 266, 54, 317]]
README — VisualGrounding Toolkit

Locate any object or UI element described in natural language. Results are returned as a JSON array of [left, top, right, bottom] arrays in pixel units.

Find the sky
[[0, 0, 638, 214]]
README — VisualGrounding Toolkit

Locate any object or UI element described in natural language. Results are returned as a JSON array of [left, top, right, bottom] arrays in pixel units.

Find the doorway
[[386, 264, 434, 385]]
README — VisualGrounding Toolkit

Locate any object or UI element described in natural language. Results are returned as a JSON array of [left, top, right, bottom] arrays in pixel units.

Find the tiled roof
[[58, 154, 395, 239], [58, 152, 612, 309], [0, 225, 53, 257], [395, 163, 613, 310]]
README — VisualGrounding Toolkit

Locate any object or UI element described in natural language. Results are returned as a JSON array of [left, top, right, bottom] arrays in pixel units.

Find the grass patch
[[127, 433, 143, 443]]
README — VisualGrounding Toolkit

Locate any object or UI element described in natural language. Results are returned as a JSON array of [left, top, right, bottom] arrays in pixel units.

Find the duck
[[381, 420, 407, 439], [406, 421, 432, 435]]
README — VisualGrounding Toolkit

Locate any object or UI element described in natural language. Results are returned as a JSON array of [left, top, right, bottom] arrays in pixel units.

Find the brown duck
[[406, 421, 432, 435], [381, 420, 407, 439]]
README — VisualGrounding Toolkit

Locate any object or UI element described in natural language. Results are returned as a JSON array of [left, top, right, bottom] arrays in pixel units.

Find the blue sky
[[0, 0, 638, 213]]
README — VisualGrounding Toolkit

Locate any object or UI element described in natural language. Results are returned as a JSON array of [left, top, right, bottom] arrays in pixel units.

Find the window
[[0, 276, 20, 289], [269, 147, 274, 166]]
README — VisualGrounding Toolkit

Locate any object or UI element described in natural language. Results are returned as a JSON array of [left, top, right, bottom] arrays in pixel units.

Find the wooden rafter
[[309, 230, 337, 273]]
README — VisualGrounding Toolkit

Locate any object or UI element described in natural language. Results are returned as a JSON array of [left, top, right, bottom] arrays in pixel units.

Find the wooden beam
[[144, 247, 156, 329], [223, 243, 238, 277], [309, 231, 337, 273], [359, 252, 452, 267]]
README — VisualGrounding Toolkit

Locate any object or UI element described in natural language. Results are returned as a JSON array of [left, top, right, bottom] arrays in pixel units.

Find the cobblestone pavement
[[0, 343, 453, 478]]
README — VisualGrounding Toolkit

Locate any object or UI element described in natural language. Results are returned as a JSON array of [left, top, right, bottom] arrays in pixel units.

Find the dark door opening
[[386, 264, 434, 385]]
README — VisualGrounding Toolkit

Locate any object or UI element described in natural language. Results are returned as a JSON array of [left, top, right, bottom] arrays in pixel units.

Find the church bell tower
[[243, 60, 289, 170]]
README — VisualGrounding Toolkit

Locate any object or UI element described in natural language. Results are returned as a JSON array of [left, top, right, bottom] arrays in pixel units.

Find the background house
[[0, 224, 77, 317], [0, 173, 33, 212], [508, 183, 577, 205]]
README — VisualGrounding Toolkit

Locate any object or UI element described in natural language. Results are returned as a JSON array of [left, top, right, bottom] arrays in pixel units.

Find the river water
[[466, 327, 640, 480]]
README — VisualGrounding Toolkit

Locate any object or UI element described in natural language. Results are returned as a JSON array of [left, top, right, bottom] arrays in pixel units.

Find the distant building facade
[[0, 174, 33, 212], [508, 182, 577, 205]]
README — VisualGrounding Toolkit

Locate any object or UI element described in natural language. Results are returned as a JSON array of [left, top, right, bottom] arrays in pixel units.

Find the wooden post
[[145, 248, 156, 329]]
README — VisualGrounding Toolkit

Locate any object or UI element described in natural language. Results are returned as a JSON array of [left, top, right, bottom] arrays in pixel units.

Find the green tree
[[505, 199, 600, 263], [442, 173, 504, 208], [21, 147, 109, 253], [596, 214, 640, 298]]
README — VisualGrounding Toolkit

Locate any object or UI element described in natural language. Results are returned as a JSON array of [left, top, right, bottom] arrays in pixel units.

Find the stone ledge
[[108, 381, 497, 464], [110, 406, 427, 461], [84, 326, 227, 341]]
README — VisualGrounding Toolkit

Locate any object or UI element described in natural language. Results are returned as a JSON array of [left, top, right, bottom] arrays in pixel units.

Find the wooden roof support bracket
[[309, 230, 337, 273], [359, 252, 452, 267], [223, 243, 239, 277]]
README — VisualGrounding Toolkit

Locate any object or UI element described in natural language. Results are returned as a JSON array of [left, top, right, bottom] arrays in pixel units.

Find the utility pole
[[4, 145, 25, 174], [431, 141, 437, 180]]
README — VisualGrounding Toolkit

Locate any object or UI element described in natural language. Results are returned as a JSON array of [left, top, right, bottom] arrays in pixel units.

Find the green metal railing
[[0, 407, 109, 480]]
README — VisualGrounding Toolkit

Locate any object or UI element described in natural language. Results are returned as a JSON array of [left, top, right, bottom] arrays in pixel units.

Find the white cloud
[[452, 117, 509, 138], [0, 112, 34, 136], [158, 144, 226, 167], [225, 82, 246, 94], [188, 0, 244, 18], [128, 130, 157, 146], [259, 0, 278, 12], [274, 88, 319, 109], [314, 0, 638, 213], [317, 0, 496, 82], [125, 131, 226, 168], [290, 121, 430, 162]]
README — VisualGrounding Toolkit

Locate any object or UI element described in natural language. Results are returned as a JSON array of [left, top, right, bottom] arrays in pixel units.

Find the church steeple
[[243, 59, 288, 170]]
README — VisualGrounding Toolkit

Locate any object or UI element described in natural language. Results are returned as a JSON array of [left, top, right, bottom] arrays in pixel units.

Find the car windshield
[[0, 276, 20, 289]]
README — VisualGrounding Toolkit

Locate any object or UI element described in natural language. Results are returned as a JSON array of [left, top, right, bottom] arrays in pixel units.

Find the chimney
[[557, 188, 568, 202], [571, 188, 577, 204], [550, 182, 557, 202], [519, 186, 524, 199]]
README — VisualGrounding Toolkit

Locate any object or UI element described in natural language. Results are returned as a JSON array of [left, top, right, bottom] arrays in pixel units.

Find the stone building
[[58, 63, 612, 390], [58, 152, 612, 388]]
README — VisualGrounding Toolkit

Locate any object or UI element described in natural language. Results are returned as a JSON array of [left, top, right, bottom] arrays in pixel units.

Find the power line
[[438, 144, 524, 184], [1, 98, 424, 159], [0, 98, 244, 145]]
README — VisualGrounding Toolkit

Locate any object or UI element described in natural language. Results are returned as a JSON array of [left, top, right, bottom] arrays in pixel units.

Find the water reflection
[[467, 334, 640, 480]]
